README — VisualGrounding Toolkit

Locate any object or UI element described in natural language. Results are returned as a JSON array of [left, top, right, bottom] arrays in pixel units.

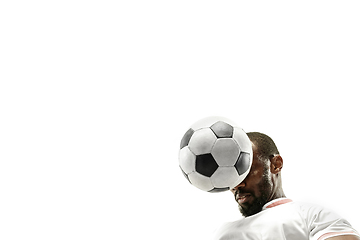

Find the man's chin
[[238, 202, 264, 217]]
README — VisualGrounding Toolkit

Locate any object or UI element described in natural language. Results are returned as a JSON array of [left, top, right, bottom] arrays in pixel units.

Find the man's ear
[[270, 155, 283, 174]]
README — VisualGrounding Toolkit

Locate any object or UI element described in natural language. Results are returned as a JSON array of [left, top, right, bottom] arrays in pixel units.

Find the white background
[[1, 1, 359, 239]]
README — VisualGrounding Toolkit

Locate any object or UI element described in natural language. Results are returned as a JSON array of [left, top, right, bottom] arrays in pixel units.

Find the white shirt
[[214, 198, 359, 240]]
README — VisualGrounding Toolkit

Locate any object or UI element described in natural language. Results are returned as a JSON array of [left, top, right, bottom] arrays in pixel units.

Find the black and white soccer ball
[[179, 116, 253, 193]]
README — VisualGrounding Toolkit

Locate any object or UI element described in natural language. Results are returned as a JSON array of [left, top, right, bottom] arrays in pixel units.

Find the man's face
[[230, 145, 273, 217]]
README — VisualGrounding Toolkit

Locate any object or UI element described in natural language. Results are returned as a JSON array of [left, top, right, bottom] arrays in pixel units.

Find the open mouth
[[236, 194, 251, 204]]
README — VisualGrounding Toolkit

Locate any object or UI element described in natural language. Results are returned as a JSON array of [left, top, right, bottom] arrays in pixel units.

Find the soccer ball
[[179, 116, 253, 193]]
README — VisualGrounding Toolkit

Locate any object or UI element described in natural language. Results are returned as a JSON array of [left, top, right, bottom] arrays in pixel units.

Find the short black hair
[[246, 132, 279, 159]]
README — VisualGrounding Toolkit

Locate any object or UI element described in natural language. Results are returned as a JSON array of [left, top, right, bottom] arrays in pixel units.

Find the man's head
[[230, 132, 285, 217]]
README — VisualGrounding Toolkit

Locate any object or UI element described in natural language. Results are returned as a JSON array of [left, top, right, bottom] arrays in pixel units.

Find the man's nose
[[231, 181, 245, 192]]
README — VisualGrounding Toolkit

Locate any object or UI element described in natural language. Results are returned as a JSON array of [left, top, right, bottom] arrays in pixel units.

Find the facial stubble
[[238, 170, 272, 217]]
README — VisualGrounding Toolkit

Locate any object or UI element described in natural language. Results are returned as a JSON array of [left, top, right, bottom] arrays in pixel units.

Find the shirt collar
[[262, 198, 293, 210]]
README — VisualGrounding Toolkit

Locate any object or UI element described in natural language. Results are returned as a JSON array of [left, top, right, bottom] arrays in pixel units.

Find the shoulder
[[290, 201, 360, 240], [289, 201, 337, 218], [290, 201, 343, 228]]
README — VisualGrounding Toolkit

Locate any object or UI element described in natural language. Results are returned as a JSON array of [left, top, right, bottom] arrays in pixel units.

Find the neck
[[269, 175, 286, 202]]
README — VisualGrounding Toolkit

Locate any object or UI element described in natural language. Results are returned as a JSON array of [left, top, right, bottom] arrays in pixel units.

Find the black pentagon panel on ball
[[235, 152, 251, 175], [180, 128, 195, 149], [195, 153, 219, 177], [210, 121, 233, 138], [209, 187, 230, 193]]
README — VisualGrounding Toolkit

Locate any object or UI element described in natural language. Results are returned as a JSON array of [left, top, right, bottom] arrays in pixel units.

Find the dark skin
[[230, 142, 360, 240], [230, 142, 285, 217]]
